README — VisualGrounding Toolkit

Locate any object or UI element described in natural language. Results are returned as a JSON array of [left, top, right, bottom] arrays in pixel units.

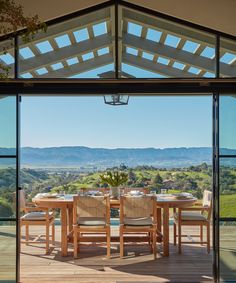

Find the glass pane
[[219, 95, 236, 154], [0, 96, 16, 154], [0, 39, 15, 79], [0, 159, 16, 218], [220, 37, 236, 77], [18, 6, 115, 78], [220, 159, 236, 218], [120, 6, 216, 78], [0, 221, 16, 282], [220, 221, 236, 282]]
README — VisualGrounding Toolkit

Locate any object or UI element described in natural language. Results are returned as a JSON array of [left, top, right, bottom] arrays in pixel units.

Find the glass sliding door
[[219, 95, 236, 282], [0, 95, 18, 282]]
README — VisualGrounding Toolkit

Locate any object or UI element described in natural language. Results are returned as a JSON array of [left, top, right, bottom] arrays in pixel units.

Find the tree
[[127, 169, 137, 185], [0, 0, 46, 78], [152, 172, 163, 192], [0, 198, 13, 217]]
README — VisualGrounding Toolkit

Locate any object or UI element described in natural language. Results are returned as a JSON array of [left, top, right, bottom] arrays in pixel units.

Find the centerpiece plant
[[100, 170, 128, 199]]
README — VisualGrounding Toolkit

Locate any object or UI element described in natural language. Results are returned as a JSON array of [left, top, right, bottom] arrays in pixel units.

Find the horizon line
[[18, 145, 212, 150]]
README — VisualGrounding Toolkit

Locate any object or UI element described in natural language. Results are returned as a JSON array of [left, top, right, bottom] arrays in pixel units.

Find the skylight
[[182, 40, 200, 53], [19, 47, 35, 59], [93, 22, 107, 36], [0, 53, 14, 65], [20, 72, 33, 78], [73, 28, 89, 43], [164, 34, 181, 48], [157, 57, 170, 65], [66, 57, 79, 65], [82, 52, 94, 61], [188, 66, 201, 75], [146, 28, 162, 42], [127, 22, 142, 37], [97, 47, 109, 56], [142, 52, 154, 61], [36, 67, 48, 75], [203, 71, 215, 78], [220, 52, 236, 64], [35, 40, 53, 54], [51, 62, 64, 70], [54, 34, 71, 48], [200, 46, 215, 59], [126, 47, 138, 56], [173, 62, 186, 70]]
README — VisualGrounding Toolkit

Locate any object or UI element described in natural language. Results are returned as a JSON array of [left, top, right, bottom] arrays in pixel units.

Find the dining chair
[[19, 190, 55, 254], [120, 195, 158, 259], [173, 190, 212, 253], [73, 195, 111, 258]]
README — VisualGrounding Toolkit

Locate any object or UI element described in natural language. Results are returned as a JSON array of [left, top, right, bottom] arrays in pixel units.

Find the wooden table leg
[[61, 205, 68, 256], [162, 204, 169, 257], [157, 207, 162, 233], [68, 207, 73, 234]]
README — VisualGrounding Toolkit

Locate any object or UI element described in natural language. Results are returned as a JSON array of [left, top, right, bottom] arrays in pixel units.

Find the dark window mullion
[[213, 92, 220, 283], [0, 156, 17, 158], [16, 94, 20, 283]]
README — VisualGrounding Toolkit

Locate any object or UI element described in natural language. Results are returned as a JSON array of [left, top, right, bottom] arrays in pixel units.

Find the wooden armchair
[[73, 195, 111, 258], [19, 190, 55, 254], [173, 190, 212, 254], [120, 195, 158, 259]]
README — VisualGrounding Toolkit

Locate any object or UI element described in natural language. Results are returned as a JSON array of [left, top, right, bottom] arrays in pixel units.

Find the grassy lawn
[[220, 194, 236, 217]]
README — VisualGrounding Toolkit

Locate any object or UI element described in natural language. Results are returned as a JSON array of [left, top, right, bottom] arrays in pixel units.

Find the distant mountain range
[[0, 146, 235, 169]]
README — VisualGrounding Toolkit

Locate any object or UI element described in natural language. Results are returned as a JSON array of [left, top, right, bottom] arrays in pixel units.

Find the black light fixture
[[103, 94, 129, 106]]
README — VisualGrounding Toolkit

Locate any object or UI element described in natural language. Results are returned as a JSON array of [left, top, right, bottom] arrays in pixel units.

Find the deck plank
[[20, 226, 213, 283]]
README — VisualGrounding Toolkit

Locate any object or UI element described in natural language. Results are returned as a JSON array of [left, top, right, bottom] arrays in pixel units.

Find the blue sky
[[12, 22, 220, 150], [0, 96, 16, 149], [21, 95, 212, 149]]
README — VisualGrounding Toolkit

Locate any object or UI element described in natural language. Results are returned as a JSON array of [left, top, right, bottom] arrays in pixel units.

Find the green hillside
[[0, 163, 236, 218]]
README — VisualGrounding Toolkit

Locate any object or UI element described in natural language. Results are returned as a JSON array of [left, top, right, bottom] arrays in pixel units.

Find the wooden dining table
[[33, 195, 196, 257]]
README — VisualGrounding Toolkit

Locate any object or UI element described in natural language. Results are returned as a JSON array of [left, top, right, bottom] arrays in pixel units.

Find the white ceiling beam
[[123, 53, 196, 78], [37, 53, 113, 78], [123, 9, 215, 46], [124, 33, 236, 76], [17, 34, 112, 73], [123, 9, 236, 53], [18, 8, 111, 46]]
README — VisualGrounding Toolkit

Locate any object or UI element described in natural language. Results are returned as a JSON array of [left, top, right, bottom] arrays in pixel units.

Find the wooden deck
[[20, 225, 213, 283]]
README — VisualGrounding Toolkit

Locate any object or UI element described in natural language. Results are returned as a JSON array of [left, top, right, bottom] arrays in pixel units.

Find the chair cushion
[[174, 212, 207, 221], [124, 216, 153, 226], [78, 217, 106, 226], [21, 211, 53, 221]]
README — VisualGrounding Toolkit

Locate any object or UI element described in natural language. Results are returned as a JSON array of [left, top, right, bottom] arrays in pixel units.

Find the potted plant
[[100, 170, 128, 199]]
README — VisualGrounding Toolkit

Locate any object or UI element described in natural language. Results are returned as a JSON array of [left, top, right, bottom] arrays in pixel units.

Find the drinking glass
[[161, 189, 167, 194], [150, 189, 156, 195]]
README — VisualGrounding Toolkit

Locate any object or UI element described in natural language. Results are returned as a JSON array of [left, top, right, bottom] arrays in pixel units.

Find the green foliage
[[0, 0, 46, 78], [1, 163, 236, 217], [0, 198, 13, 217]]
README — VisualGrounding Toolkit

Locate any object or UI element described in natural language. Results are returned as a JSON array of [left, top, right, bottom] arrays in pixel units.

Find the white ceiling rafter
[[37, 53, 114, 78]]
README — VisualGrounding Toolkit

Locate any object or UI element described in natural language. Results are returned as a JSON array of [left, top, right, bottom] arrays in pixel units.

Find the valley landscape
[[0, 146, 236, 218]]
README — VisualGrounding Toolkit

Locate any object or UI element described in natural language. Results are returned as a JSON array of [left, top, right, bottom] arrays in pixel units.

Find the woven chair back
[[19, 189, 26, 211], [75, 196, 107, 218], [123, 196, 154, 218], [202, 190, 212, 220]]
